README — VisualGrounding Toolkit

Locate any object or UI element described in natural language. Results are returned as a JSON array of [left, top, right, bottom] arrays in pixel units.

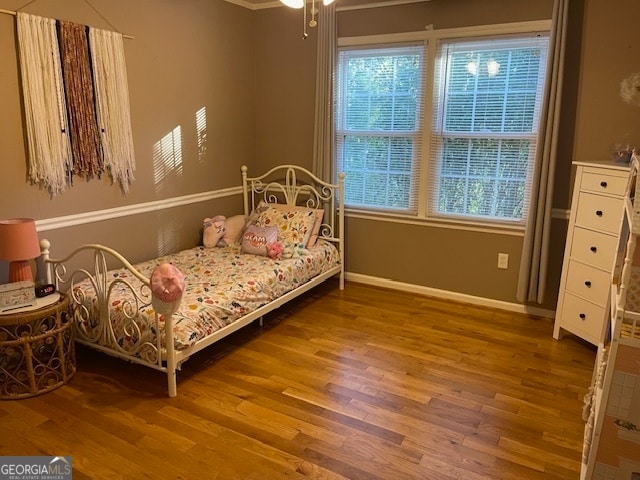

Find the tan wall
[[338, 0, 554, 35], [0, 0, 254, 266], [254, 6, 319, 171], [572, 0, 640, 165]]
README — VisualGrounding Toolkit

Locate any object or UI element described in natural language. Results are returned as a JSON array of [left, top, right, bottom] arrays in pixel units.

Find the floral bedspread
[[72, 241, 340, 353]]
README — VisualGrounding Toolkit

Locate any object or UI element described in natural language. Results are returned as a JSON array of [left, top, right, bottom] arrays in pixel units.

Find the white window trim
[[337, 20, 552, 48], [337, 20, 552, 233]]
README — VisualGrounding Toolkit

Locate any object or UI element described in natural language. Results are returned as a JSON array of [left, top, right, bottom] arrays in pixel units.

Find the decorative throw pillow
[[203, 215, 226, 248], [217, 215, 250, 246], [254, 206, 316, 258], [248, 200, 271, 223], [241, 225, 278, 256], [268, 203, 324, 247]]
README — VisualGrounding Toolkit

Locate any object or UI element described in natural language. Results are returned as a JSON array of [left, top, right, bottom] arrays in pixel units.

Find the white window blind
[[429, 34, 549, 223], [335, 45, 425, 213]]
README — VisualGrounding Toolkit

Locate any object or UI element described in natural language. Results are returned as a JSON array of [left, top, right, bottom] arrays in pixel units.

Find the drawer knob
[[596, 210, 603, 217], [579, 313, 586, 320], [590, 246, 598, 253], [585, 281, 592, 287], [600, 181, 608, 188]]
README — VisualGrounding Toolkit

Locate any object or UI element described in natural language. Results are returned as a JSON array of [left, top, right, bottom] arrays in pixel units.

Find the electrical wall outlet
[[498, 253, 509, 269]]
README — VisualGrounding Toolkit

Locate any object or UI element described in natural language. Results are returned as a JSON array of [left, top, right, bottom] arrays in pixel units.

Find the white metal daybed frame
[[40, 165, 345, 397]]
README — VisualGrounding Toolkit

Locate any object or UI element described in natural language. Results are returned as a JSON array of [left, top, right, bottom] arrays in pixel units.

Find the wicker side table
[[0, 293, 75, 399]]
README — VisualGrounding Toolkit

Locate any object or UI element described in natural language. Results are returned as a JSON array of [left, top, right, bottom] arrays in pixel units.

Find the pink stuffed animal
[[150, 263, 185, 316], [150, 263, 185, 303], [266, 241, 284, 260], [203, 215, 226, 248]]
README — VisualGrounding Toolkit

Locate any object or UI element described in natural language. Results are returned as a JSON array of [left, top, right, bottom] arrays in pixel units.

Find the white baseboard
[[345, 272, 555, 319]]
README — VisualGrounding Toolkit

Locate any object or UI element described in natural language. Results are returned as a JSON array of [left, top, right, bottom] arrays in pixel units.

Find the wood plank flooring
[[0, 280, 596, 479]]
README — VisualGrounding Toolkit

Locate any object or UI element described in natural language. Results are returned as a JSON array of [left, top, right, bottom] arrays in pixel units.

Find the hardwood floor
[[0, 281, 596, 479]]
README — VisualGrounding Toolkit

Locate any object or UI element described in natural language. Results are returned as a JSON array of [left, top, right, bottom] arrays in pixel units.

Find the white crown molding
[[35, 186, 243, 232], [346, 272, 555, 318]]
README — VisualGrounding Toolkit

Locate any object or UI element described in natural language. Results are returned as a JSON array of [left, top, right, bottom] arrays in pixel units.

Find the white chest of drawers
[[554, 161, 631, 345]]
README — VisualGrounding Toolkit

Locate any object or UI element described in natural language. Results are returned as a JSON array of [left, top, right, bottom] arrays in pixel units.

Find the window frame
[[335, 43, 426, 214], [336, 20, 552, 233]]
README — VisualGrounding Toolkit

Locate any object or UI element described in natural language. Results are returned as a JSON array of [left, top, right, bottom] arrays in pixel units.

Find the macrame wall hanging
[[14, 9, 136, 196]]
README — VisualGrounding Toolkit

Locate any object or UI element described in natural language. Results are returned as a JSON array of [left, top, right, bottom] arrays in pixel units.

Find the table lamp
[[0, 218, 41, 283]]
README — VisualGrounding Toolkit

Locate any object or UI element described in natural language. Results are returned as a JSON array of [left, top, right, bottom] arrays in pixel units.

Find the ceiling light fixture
[[281, 0, 334, 39]]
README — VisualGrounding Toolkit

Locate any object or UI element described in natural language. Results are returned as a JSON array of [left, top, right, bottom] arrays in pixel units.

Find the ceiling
[[225, 0, 432, 11]]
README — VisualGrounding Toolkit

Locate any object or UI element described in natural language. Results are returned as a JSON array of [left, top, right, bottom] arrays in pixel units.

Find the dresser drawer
[[565, 260, 611, 306], [580, 171, 629, 196], [575, 192, 624, 234], [558, 293, 606, 342], [570, 227, 618, 270]]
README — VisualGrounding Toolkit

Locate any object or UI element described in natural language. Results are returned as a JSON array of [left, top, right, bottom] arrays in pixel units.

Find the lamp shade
[[0, 218, 41, 283]]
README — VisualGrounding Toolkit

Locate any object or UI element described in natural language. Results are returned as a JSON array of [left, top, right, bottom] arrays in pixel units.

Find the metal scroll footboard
[[39, 240, 182, 396]]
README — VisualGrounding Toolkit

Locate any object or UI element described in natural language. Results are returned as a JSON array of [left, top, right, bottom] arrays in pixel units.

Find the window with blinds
[[430, 34, 549, 223], [334, 30, 550, 226], [335, 45, 424, 213]]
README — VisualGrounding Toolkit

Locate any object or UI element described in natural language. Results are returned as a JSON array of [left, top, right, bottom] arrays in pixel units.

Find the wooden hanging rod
[[0, 8, 134, 39]]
